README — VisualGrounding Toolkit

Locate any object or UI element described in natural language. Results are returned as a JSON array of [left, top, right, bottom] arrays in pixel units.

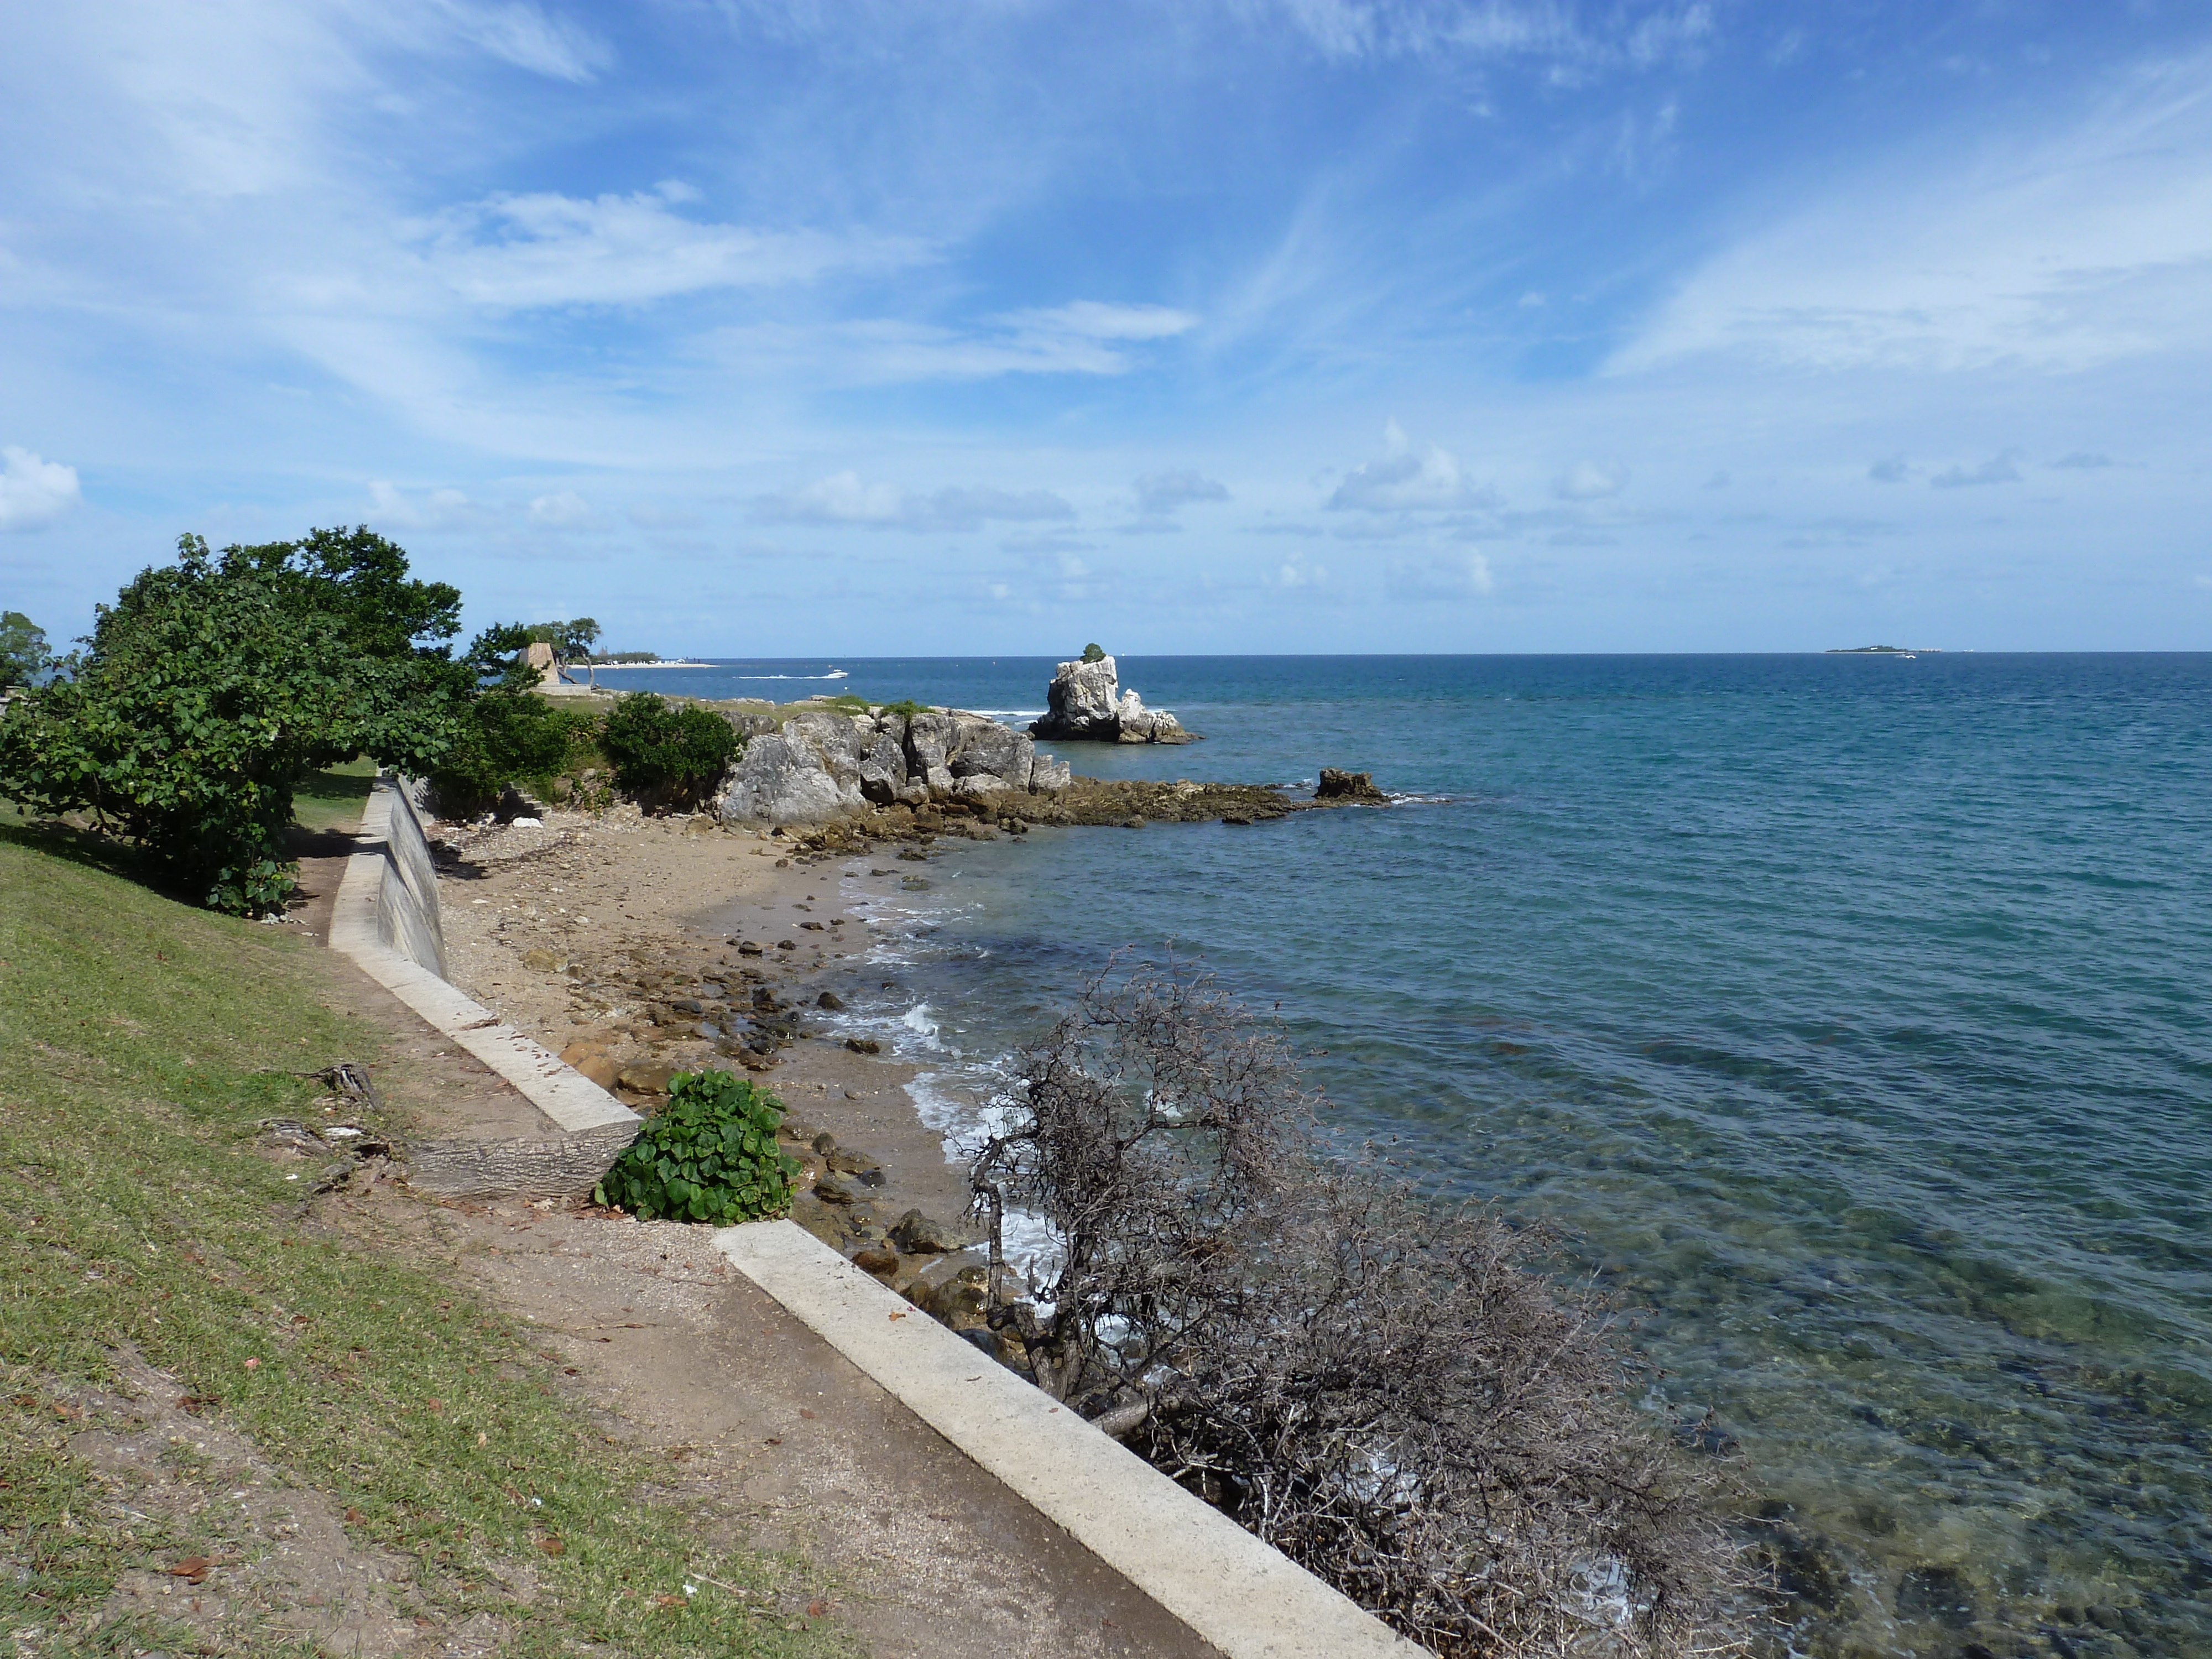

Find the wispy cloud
[[1134, 471, 1232, 515], [752, 471, 1075, 533], [1929, 450, 2022, 489], [418, 0, 613, 82], [418, 185, 930, 309], [528, 490, 593, 526], [1614, 51, 2212, 374], [366, 480, 488, 529], [1554, 458, 1628, 500], [1259, 0, 1710, 71], [702, 303, 1198, 385]]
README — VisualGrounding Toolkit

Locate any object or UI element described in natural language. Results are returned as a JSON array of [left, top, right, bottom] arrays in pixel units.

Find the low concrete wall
[[717, 1222, 1427, 1659], [373, 775, 447, 979], [329, 776, 639, 1193]]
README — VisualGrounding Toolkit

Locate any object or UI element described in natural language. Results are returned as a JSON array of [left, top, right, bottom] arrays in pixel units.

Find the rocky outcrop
[[1314, 768, 1387, 804], [712, 701, 1070, 826], [1030, 654, 1196, 744]]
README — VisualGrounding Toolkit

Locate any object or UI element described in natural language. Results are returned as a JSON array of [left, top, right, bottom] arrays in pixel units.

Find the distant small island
[[1827, 644, 1942, 654]]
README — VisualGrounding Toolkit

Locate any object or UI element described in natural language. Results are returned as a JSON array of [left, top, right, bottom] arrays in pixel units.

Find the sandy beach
[[430, 803, 983, 1239]]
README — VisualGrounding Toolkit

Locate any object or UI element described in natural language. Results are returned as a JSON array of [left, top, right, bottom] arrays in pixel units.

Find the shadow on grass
[[296, 766, 376, 806], [285, 822, 366, 860], [0, 816, 155, 889]]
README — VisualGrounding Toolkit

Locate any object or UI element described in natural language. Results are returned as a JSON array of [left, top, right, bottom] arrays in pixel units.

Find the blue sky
[[3, 1, 2209, 654]]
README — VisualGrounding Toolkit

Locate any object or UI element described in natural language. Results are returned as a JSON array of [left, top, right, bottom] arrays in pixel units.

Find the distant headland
[[1827, 645, 1943, 654]]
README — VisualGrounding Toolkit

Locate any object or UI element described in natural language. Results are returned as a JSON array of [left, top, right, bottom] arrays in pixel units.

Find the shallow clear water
[[661, 653, 2212, 1658]]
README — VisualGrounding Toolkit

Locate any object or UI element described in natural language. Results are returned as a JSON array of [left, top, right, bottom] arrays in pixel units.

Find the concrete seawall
[[328, 776, 639, 1193]]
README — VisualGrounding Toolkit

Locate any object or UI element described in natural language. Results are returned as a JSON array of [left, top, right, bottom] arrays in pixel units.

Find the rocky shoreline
[[426, 807, 1042, 1355], [431, 675, 1396, 1363]]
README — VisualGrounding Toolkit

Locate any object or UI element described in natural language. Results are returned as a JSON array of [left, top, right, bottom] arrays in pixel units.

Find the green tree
[[0, 529, 468, 914], [0, 611, 46, 685], [1081, 642, 1105, 663]]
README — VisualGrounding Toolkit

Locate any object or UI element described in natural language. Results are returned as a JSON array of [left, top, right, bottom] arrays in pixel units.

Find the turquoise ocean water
[[612, 653, 2210, 1658]]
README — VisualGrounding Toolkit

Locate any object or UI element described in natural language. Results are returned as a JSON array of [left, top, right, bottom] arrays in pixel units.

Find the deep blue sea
[[613, 653, 2211, 1658]]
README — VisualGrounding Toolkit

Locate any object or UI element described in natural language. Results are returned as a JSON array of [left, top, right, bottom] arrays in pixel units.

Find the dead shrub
[[970, 961, 1745, 1658]]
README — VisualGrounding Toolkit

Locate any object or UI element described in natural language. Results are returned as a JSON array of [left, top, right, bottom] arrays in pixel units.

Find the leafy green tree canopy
[[1081, 642, 1105, 662], [0, 528, 468, 914], [0, 611, 47, 685]]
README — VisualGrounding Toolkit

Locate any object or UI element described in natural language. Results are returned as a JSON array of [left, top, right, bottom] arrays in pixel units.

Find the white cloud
[[1868, 455, 1910, 483], [1134, 471, 1232, 515], [752, 471, 1074, 533], [1329, 421, 1495, 512], [419, 184, 931, 309], [2048, 451, 2115, 471], [367, 479, 483, 528], [1554, 458, 1628, 499], [0, 447, 83, 531], [1614, 53, 2212, 374], [528, 489, 592, 525], [1930, 450, 2022, 489]]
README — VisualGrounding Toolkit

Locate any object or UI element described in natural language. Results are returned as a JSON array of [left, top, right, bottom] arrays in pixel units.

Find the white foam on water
[[900, 1001, 945, 1049]]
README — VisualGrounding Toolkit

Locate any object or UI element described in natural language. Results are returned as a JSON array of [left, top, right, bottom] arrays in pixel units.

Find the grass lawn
[[291, 757, 380, 834], [0, 826, 843, 1657]]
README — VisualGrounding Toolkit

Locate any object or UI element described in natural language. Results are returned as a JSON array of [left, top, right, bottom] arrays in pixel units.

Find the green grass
[[0, 827, 847, 1657], [290, 757, 379, 833]]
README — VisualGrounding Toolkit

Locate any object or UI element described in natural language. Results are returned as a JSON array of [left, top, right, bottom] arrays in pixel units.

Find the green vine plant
[[592, 1070, 800, 1224]]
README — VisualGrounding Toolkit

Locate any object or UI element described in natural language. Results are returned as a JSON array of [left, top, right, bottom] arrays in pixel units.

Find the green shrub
[[429, 690, 601, 813], [598, 692, 740, 801], [593, 1070, 799, 1224], [1081, 642, 1105, 662], [877, 698, 928, 719], [0, 529, 467, 914], [819, 693, 873, 716]]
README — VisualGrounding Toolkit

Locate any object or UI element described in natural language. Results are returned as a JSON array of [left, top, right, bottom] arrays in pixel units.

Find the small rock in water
[[737, 941, 764, 956], [1314, 768, 1387, 803], [777, 939, 797, 951], [799, 920, 825, 931], [851, 1246, 899, 1278], [816, 990, 846, 1010], [1122, 816, 1145, 829], [890, 1209, 966, 1254], [844, 1037, 882, 1055]]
